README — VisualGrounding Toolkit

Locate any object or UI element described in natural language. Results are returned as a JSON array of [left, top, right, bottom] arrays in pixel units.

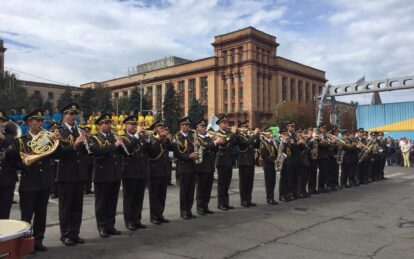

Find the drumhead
[[0, 220, 32, 243]]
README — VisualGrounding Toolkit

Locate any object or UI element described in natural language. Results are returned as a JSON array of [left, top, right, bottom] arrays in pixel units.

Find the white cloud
[[0, 0, 413, 106]]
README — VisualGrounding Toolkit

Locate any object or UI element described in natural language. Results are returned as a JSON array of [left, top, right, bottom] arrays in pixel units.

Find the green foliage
[[95, 86, 113, 113], [79, 87, 96, 118], [128, 87, 141, 114], [43, 100, 53, 113], [28, 92, 44, 111], [0, 72, 29, 111], [116, 96, 130, 115], [188, 97, 204, 128], [57, 88, 73, 111], [162, 84, 182, 133]]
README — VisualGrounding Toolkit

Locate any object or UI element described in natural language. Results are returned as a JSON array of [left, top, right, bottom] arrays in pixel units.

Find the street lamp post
[[139, 73, 146, 113]]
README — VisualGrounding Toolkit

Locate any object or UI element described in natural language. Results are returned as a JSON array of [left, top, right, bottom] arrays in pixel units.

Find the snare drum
[[0, 220, 34, 259]]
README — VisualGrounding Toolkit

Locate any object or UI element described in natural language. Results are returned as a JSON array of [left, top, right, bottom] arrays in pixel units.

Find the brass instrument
[[275, 140, 287, 171], [310, 129, 318, 160], [336, 144, 345, 165], [358, 139, 374, 163], [327, 134, 346, 145], [1, 121, 22, 138], [20, 128, 60, 166], [75, 123, 92, 155], [208, 130, 230, 141], [192, 130, 204, 164]]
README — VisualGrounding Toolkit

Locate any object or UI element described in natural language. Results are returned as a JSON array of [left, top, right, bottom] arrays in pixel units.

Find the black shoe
[[181, 212, 191, 220], [127, 223, 137, 231], [62, 238, 76, 246], [241, 201, 249, 207], [151, 219, 162, 225], [108, 228, 121, 235], [188, 212, 197, 218], [204, 209, 214, 214], [382, 177, 388, 180], [197, 209, 207, 216], [73, 236, 85, 244], [226, 205, 234, 210], [134, 223, 147, 229], [248, 202, 257, 207], [267, 199, 278, 205], [34, 244, 48, 252], [159, 216, 170, 223], [297, 193, 305, 199], [279, 196, 289, 202], [218, 205, 228, 211], [99, 229, 109, 238]]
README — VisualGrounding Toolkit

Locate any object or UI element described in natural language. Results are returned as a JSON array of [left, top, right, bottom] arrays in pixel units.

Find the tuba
[[20, 128, 60, 166], [1, 121, 22, 139]]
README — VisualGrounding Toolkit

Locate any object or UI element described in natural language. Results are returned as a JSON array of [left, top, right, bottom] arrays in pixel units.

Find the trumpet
[[207, 130, 230, 141], [327, 134, 346, 145]]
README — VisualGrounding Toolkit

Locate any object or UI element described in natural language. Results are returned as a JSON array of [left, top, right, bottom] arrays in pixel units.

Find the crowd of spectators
[[386, 137, 413, 168]]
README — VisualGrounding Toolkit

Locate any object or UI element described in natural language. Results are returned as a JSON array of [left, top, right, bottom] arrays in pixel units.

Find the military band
[[0, 104, 391, 254]]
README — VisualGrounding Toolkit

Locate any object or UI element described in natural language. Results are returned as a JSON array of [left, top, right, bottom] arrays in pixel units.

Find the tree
[[116, 96, 130, 115], [28, 92, 44, 111], [79, 87, 96, 119], [0, 71, 29, 111], [162, 84, 182, 133], [57, 88, 73, 111], [43, 100, 54, 113], [263, 101, 316, 129], [128, 87, 141, 114], [188, 97, 204, 128], [96, 86, 113, 114]]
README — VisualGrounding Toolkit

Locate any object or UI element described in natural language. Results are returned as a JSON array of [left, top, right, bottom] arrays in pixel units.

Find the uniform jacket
[[89, 132, 123, 182], [215, 130, 237, 167], [0, 135, 20, 187], [174, 132, 196, 175], [121, 133, 150, 179], [237, 133, 260, 167], [260, 139, 277, 170], [148, 137, 172, 177], [194, 134, 217, 174]]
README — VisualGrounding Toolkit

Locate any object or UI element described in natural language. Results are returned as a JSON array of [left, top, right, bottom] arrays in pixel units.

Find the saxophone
[[193, 131, 204, 164], [275, 140, 287, 171], [336, 144, 345, 165]]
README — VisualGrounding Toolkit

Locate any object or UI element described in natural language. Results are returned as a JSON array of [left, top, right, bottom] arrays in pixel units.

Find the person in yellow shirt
[[111, 112, 118, 123], [115, 120, 125, 136], [95, 111, 101, 121], [118, 111, 126, 124], [137, 112, 145, 126], [144, 111, 154, 128]]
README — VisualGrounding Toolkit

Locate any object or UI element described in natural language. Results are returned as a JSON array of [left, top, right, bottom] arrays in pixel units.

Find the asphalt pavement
[[8, 166, 414, 259]]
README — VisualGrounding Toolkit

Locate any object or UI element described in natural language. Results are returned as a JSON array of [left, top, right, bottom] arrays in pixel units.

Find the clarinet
[[111, 131, 131, 156]]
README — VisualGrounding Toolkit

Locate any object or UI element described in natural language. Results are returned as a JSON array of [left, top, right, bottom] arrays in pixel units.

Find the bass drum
[[0, 220, 34, 258]]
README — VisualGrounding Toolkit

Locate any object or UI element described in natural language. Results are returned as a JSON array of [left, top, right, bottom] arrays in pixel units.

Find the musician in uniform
[[259, 127, 278, 205], [340, 131, 358, 188], [89, 114, 124, 238], [121, 115, 150, 231], [306, 128, 319, 195], [353, 128, 366, 186], [0, 111, 21, 219], [214, 115, 238, 210], [79, 124, 94, 194], [328, 128, 340, 191], [286, 121, 300, 200], [147, 119, 172, 225], [194, 119, 221, 215], [317, 124, 331, 193], [236, 120, 260, 207], [174, 117, 199, 220], [297, 130, 310, 199], [376, 132, 388, 180], [278, 129, 293, 202], [55, 103, 89, 246], [18, 110, 59, 252]]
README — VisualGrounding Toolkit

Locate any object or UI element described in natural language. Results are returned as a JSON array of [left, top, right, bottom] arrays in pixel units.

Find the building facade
[[81, 27, 326, 128]]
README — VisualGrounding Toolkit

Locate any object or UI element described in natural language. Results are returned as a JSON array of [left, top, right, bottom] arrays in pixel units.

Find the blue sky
[[1, 0, 413, 104]]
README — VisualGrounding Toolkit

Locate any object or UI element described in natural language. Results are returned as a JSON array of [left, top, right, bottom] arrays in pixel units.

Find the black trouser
[[179, 173, 196, 213], [318, 159, 330, 190], [359, 158, 370, 183], [279, 163, 294, 198], [379, 156, 386, 179], [308, 160, 318, 192], [0, 184, 15, 219], [94, 181, 120, 231], [196, 173, 213, 211], [264, 166, 276, 200], [329, 159, 339, 188], [297, 165, 308, 195], [123, 178, 147, 226], [84, 162, 93, 193], [148, 176, 168, 220], [239, 165, 255, 203], [341, 161, 351, 186], [216, 166, 233, 207], [58, 182, 84, 239], [20, 189, 50, 245]]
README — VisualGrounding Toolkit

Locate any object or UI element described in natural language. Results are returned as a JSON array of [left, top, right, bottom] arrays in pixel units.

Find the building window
[[178, 81, 184, 93], [224, 104, 228, 113], [298, 80, 303, 102], [156, 85, 162, 111], [177, 81, 184, 105], [290, 78, 295, 101], [74, 94, 80, 100], [231, 103, 235, 112], [114, 92, 119, 99], [312, 84, 316, 96], [238, 47, 243, 62], [231, 88, 235, 99], [230, 76, 235, 87], [239, 87, 243, 98], [282, 76, 287, 101], [223, 51, 227, 66], [123, 91, 128, 97], [34, 90, 40, 95], [146, 86, 153, 106], [224, 88, 228, 100], [230, 49, 235, 64], [48, 92, 54, 100], [319, 85, 323, 94], [239, 102, 243, 112], [188, 79, 196, 101], [200, 77, 208, 105], [305, 82, 310, 102]]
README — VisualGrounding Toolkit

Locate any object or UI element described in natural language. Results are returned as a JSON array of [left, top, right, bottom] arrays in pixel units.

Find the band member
[[121, 116, 149, 231], [55, 103, 89, 246], [297, 130, 310, 199], [376, 132, 388, 180], [278, 129, 293, 202], [194, 119, 221, 215], [174, 117, 199, 220], [357, 130, 371, 185], [286, 121, 300, 199], [80, 124, 94, 194], [259, 127, 278, 205], [317, 124, 331, 193], [0, 111, 21, 219], [214, 115, 238, 210], [306, 128, 319, 195], [147, 119, 172, 225], [328, 128, 340, 191], [340, 131, 359, 188], [237, 121, 260, 207], [18, 110, 59, 252], [89, 114, 124, 238]]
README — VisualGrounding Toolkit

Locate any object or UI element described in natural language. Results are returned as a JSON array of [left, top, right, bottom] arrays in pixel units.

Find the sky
[[1, 0, 414, 105]]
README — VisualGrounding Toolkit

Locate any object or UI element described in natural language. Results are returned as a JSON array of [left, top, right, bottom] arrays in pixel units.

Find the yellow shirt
[[91, 124, 98, 135], [144, 115, 154, 127]]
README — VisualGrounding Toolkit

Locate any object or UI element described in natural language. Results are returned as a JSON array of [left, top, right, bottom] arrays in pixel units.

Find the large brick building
[[81, 27, 327, 127]]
